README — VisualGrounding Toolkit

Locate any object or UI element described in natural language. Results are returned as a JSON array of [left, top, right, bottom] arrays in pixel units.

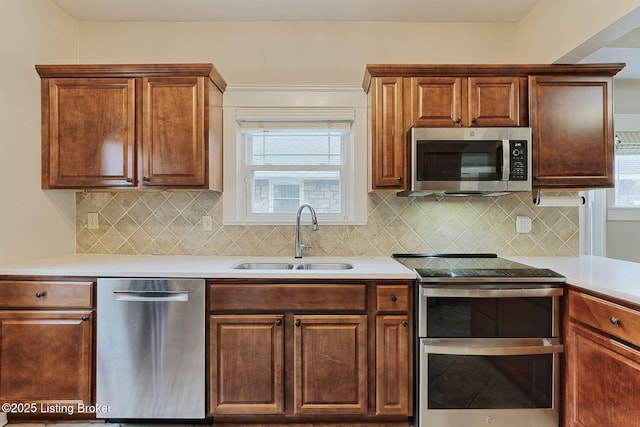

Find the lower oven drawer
[[419, 338, 562, 427]]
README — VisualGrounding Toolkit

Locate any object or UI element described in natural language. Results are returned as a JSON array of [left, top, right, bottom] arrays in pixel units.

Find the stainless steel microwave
[[400, 127, 532, 197]]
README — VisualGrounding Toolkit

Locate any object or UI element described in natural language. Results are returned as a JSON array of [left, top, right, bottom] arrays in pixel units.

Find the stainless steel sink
[[232, 261, 353, 270], [294, 262, 353, 270], [233, 262, 294, 270]]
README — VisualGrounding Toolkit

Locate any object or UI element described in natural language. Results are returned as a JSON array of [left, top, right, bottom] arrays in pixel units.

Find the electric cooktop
[[392, 253, 566, 283]]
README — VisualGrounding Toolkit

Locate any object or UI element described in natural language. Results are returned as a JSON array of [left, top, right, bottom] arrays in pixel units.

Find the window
[[243, 125, 349, 218], [221, 87, 368, 225], [612, 131, 640, 207]]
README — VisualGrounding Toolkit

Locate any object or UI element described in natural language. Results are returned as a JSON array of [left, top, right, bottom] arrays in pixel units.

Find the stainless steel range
[[392, 253, 565, 427]]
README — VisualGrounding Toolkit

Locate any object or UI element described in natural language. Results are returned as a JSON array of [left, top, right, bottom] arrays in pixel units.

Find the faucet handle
[[300, 244, 313, 250]]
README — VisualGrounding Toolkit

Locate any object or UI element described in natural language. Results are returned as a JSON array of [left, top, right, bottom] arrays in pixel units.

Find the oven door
[[419, 338, 562, 427]]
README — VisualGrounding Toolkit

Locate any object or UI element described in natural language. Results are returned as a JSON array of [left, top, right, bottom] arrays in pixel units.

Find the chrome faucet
[[294, 203, 319, 258]]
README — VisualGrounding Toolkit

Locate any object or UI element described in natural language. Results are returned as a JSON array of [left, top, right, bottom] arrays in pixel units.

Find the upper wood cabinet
[[529, 75, 614, 189], [363, 63, 624, 192], [369, 77, 407, 190], [36, 63, 226, 191], [410, 76, 523, 127]]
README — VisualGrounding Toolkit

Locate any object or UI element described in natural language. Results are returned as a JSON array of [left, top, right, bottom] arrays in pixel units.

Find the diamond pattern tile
[[76, 191, 580, 257]]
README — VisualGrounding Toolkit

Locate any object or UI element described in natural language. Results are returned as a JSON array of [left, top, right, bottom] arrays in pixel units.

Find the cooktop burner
[[392, 253, 566, 283]]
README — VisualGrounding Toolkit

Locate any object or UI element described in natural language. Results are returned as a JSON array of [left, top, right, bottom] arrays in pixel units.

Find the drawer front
[[376, 284, 410, 312], [568, 289, 640, 346], [0, 281, 93, 308], [209, 284, 367, 312]]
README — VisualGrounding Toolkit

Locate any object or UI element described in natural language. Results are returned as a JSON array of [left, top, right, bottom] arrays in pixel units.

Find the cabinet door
[[141, 76, 207, 188], [209, 315, 284, 415], [565, 321, 640, 427], [293, 315, 368, 414], [376, 315, 411, 416], [42, 78, 136, 189], [410, 77, 464, 127], [529, 75, 614, 188], [370, 77, 407, 189], [468, 76, 521, 126], [0, 310, 92, 408]]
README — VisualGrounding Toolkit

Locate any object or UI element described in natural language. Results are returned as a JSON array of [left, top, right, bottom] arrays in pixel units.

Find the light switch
[[516, 215, 532, 233]]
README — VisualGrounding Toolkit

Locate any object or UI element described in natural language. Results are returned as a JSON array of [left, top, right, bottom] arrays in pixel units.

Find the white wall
[[0, 0, 78, 264]]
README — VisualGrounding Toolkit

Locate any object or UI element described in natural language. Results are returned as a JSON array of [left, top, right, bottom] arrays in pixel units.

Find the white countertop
[[508, 255, 640, 305], [0, 254, 417, 280]]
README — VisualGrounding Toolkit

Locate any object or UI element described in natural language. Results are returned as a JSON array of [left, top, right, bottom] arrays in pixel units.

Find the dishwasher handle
[[113, 290, 189, 302]]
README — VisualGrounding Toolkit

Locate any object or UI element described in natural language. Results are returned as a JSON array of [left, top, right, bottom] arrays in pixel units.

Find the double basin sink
[[233, 262, 353, 270]]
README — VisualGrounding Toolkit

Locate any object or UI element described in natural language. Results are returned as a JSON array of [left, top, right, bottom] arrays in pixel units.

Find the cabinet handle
[[35, 291, 46, 298], [391, 295, 397, 302], [402, 321, 409, 327], [610, 316, 621, 327], [295, 319, 301, 327], [81, 315, 90, 322], [275, 319, 282, 326]]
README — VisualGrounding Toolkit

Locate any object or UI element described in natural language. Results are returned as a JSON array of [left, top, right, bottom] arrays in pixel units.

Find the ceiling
[[51, 0, 640, 79]]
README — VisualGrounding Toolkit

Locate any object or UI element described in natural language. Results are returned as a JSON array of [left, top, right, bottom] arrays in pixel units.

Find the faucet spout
[[295, 203, 319, 258]]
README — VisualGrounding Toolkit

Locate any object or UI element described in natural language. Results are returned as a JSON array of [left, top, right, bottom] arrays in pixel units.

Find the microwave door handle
[[502, 139, 510, 181]]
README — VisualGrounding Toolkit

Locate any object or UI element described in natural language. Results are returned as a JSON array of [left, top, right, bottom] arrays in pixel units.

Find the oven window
[[427, 353, 553, 409], [426, 297, 552, 338], [416, 140, 502, 181]]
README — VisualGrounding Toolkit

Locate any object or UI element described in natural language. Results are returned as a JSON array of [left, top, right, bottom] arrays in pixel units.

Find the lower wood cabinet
[[0, 279, 94, 415], [564, 288, 640, 427], [208, 280, 413, 425]]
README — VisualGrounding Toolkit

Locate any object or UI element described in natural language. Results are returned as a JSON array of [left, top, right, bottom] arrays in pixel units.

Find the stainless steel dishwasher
[[96, 278, 205, 419]]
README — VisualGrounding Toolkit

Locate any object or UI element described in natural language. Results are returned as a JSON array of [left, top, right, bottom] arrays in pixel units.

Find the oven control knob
[[485, 416, 495, 424]]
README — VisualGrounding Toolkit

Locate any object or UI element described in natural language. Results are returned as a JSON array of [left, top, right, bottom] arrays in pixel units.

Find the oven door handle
[[423, 338, 564, 356], [422, 287, 564, 298]]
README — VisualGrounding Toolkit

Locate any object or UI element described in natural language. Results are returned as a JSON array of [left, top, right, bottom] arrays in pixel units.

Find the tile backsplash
[[76, 191, 579, 257]]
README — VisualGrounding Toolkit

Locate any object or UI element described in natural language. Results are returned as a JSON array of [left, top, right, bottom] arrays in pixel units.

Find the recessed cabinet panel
[[371, 77, 406, 189], [142, 76, 206, 187], [44, 78, 136, 188], [410, 77, 463, 127], [469, 76, 520, 126], [0, 310, 93, 407], [530, 76, 613, 188]]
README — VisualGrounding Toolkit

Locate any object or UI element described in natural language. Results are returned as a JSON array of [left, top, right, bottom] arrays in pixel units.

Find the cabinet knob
[[402, 321, 408, 327], [391, 295, 397, 302], [81, 315, 90, 322], [396, 176, 402, 181], [295, 319, 301, 327], [455, 118, 462, 125], [472, 117, 478, 123], [142, 176, 149, 182], [275, 319, 282, 326], [610, 316, 621, 327], [35, 291, 46, 298], [126, 178, 132, 183]]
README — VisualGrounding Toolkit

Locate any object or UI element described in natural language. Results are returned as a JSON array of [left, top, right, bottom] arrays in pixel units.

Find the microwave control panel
[[509, 141, 528, 181]]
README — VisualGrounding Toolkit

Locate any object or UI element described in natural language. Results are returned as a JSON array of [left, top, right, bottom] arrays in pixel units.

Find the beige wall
[[0, 0, 78, 264], [77, 21, 519, 85], [517, 0, 640, 64]]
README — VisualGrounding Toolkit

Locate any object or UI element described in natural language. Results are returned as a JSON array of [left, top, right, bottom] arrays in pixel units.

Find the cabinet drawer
[[568, 289, 640, 346], [0, 281, 93, 308], [209, 284, 366, 312], [376, 284, 410, 312]]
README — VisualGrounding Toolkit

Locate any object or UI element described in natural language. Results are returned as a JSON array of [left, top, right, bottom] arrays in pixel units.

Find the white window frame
[[222, 85, 368, 226], [608, 114, 640, 221]]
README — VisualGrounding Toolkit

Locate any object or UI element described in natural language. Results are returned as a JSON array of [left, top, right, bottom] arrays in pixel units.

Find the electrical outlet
[[87, 212, 99, 230], [202, 215, 213, 231], [516, 215, 532, 233]]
